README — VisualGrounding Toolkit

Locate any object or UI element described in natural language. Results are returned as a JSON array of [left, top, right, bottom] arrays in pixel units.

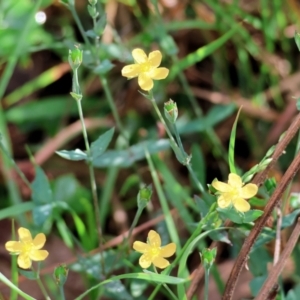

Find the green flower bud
[[88, 0, 97, 5], [68, 48, 83, 70], [164, 99, 178, 124], [201, 248, 217, 269], [137, 185, 152, 209], [87, 5, 98, 19], [53, 264, 69, 287]]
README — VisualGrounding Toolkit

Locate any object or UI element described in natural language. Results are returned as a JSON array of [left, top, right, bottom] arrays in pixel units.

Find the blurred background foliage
[[1, 0, 300, 299]]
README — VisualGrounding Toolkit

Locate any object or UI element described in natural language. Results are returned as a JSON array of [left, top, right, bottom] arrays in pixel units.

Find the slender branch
[[222, 150, 300, 299], [252, 113, 300, 186], [255, 217, 300, 300]]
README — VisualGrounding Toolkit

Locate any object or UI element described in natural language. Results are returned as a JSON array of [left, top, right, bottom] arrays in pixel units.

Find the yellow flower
[[5, 227, 49, 269], [211, 173, 258, 212], [121, 48, 169, 91], [133, 230, 176, 269]]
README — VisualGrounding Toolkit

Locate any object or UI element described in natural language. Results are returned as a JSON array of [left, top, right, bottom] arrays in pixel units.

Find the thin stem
[[0, 140, 31, 189], [32, 266, 51, 300], [59, 286, 66, 300], [69, 4, 128, 143], [100, 76, 128, 144], [173, 123, 205, 193], [0, 273, 35, 300], [150, 94, 205, 193], [126, 207, 144, 244], [204, 269, 210, 300], [76, 99, 103, 243], [153, 267, 179, 300], [72, 66, 105, 272]]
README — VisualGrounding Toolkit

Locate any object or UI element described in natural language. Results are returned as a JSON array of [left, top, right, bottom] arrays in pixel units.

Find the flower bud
[[201, 248, 217, 269], [137, 185, 152, 209], [54, 264, 69, 287], [88, 0, 97, 5], [68, 48, 83, 70], [164, 99, 178, 123]]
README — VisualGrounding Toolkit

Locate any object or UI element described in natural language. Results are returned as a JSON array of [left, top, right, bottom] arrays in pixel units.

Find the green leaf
[[31, 166, 53, 225], [53, 175, 80, 202], [56, 149, 87, 161], [91, 128, 114, 161], [94, 13, 107, 36], [228, 107, 242, 174], [217, 207, 263, 224], [177, 104, 236, 134], [75, 272, 187, 300], [249, 275, 267, 297], [18, 269, 38, 280], [191, 144, 206, 186], [243, 210, 263, 223], [103, 281, 133, 300], [0, 202, 35, 220], [92, 139, 170, 168], [168, 23, 240, 81], [295, 32, 300, 52], [93, 59, 114, 75], [31, 166, 53, 204]]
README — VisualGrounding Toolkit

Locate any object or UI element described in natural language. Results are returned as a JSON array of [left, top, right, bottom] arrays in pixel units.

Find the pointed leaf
[[91, 128, 114, 160], [56, 149, 87, 161]]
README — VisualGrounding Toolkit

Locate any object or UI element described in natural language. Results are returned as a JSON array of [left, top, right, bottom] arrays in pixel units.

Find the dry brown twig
[[187, 113, 300, 299], [223, 113, 300, 300], [255, 217, 300, 300]]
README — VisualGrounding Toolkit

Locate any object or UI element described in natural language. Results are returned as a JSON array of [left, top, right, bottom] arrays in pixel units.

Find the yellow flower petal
[[18, 227, 32, 243], [240, 183, 258, 199], [29, 249, 49, 261], [148, 230, 161, 247], [132, 48, 147, 64], [148, 50, 162, 68], [212, 180, 232, 193], [139, 253, 152, 269], [5, 241, 22, 253], [32, 233, 46, 249], [228, 173, 242, 188], [133, 241, 150, 253], [121, 64, 141, 78], [217, 195, 231, 209], [149, 67, 169, 80], [18, 253, 32, 269], [153, 256, 170, 269], [138, 73, 153, 91], [160, 243, 176, 258], [233, 197, 250, 212]]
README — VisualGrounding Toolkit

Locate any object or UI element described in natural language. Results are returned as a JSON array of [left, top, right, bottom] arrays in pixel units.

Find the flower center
[[149, 247, 161, 258], [21, 241, 33, 254], [139, 62, 151, 73]]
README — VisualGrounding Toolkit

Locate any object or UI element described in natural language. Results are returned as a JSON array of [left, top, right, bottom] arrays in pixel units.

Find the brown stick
[[252, 113, 300, 187], [223, 150, 300, 299], [255, 217, 300, 300], [187, 113, 300, 299]]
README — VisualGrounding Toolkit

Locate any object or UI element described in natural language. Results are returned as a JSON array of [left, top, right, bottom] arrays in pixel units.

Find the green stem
[[0, 140, 31, 189], [0, 273, 35, 300], [150, 94, 204, 193], [127, 206, 144, 244], [32, 266, 51, 300], [153, 267, 179, 300], [59, 285, 66, 300], [204, 269, 210, 300], [76, 99, 103, 241], [69, 4, 128, 143], [100, 75, 128, 144]]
